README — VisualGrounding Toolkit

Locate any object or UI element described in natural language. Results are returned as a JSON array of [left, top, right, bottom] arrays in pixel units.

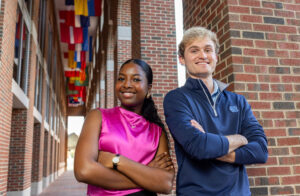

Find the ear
[[179, 55, 185, 65]]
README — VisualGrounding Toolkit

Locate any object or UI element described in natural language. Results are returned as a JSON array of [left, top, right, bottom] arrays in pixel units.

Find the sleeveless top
[[87, 107, 162, 196]]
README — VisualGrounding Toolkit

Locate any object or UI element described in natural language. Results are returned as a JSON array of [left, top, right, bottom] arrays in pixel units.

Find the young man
[[163, 26, 268, 195]]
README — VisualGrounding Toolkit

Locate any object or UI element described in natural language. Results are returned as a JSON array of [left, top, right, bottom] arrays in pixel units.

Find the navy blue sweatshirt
[[163, 77, 268, 196]]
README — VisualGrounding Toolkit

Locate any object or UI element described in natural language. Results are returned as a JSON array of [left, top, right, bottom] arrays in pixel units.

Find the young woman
[[74, 59, 175, 196]]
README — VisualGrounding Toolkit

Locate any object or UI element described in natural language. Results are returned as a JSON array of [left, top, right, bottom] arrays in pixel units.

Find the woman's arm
[[74, 109, 139, 189], [98, 131, 175, 194]]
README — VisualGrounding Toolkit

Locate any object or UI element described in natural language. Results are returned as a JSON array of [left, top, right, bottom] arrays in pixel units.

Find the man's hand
[[190, 119, 205, 133], [217, 151, 236, 163], [226, 134, 248, 153], [148, 152, 174, 171]]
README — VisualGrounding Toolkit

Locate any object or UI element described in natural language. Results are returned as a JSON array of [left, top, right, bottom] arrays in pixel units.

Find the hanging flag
[[59, 10, 75, 26], [82, 27, 89, 51], [76, 62, 81, 68], [69, 44, 75, 50], [65, 0, 74, 5], [88, 0, 102, 16], [65, 70, 80, 77], [80, 16, 90, 27], [81, 51, 86, 63], [64, 52, 69, 58], [75, 0, 88, 16], [73, 27, 83, 43], [60, 24, 69, 43], [74, 51, 81, 62], [75, 67, 88, 86], [68, 51, 77, 68], [87, 0, 95, 16]]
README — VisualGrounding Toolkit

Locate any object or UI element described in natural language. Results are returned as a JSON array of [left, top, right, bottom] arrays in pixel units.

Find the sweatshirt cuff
[[220, 135, 229, 155]]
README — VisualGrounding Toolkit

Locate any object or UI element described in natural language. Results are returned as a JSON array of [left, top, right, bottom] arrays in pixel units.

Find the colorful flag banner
[[59, 10, 75, 26], [88, 0, 101, 16], [65, 0, 74, 5], [75, 0, 88, 16]]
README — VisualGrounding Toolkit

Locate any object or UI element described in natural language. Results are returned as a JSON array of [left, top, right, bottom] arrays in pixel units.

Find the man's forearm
[[226, 134, 248, 153]]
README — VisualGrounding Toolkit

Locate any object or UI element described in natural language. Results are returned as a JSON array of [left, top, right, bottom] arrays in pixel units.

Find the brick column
[[139, 0, 178, 194], [31, 123, 44, 195], [182, 0, 300, 195], [0, 0, 16, 194], [117, 0, 132, 68]]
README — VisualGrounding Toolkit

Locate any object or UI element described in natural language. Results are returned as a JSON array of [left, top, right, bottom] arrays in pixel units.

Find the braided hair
[[120, 59, 165, 131]]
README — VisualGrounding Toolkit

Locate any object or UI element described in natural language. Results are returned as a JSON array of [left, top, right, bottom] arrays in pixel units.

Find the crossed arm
[[190, 119, 247, 163], [74, 109, 174, 193]]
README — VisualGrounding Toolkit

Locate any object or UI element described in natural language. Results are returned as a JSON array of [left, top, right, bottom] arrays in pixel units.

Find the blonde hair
[[178, 26, 220, 57]]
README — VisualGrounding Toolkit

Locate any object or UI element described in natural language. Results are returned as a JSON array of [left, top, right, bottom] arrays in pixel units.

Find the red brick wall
[[182, 0, 300, 195], [0, 0, 16, 194], [117, 0, 132, 67], [139, 0, 178, 193], [31, 123, 44, 183]]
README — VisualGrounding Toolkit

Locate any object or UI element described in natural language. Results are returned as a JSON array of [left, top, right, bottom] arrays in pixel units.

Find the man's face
[[179, 37, 218, 79]]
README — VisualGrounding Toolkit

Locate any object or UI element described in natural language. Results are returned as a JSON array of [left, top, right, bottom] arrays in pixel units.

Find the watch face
[[112, 156, 120, 164]]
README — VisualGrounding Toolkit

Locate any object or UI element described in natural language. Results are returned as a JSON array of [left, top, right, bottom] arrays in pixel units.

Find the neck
[[190, 76, 214, 93], [120, 105, 142, 115]]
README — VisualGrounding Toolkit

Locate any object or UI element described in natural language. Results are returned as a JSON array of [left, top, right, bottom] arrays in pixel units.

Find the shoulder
[[164, 87, 187, 102], [85, 108, 102, 122]]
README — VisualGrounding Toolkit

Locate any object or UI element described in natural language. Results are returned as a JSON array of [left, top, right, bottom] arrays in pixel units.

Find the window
[[45, 85, 50, 123], [47, 24, 53, 76], [38, 0, 46, 54], [34, 57, 43, 112], [13, 5, 30, 93]]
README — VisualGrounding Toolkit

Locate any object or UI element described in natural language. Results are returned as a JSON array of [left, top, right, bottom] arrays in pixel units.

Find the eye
[[133, 78, 141, 82], [205, 48, 213, 53], [117, 77, 124, 81]]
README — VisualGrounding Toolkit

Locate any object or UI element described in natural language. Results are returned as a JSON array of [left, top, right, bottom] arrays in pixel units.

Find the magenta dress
[[87, 106, 162, 196]]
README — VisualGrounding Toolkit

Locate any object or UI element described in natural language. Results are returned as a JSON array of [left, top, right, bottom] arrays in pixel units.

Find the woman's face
[[115, 62, 151, 114]]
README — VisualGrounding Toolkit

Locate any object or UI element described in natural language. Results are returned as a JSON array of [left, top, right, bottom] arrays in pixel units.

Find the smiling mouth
[[195, 61, 209, 65], [121, 92, 135, 98]]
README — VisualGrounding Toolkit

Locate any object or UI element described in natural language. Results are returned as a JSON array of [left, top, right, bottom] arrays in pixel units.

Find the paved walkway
[[39, 170, 87, 196]]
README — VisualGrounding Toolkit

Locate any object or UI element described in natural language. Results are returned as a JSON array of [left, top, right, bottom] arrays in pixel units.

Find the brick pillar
[[182, 0, 300, 195], [31, 123, 44, 195], [117, 0, 132, 67], [0, 0, 17, 195], [139, 0, 178, 194], [42, 130, 50, 188]]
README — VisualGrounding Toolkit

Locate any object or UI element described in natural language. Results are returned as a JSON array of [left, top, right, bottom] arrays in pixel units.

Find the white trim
[[107, 60, 114, 71], [12, 79, 29, 109], [100, 80, 105, 90], [42, 176, 50, 189], [118, 26, 131, 41], [31, 180, 43, 196], [44, 120, 49, 131], [7, 187, 31, 196], [33, 107, 42, 123]]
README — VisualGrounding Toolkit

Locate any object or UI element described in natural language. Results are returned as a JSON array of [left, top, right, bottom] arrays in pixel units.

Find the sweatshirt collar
[[184, 77, 228, 92]]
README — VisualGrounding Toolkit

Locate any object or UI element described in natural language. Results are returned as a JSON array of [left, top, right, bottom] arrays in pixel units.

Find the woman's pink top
[[87, 106, 162, 196]]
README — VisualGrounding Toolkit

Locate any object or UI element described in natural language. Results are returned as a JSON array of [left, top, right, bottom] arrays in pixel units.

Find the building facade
[[0, 0, 299, 195]]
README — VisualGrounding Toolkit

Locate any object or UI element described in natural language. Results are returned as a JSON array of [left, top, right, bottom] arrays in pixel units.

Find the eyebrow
[[119, 73, 142, 77], [187, 44, 214, 50]]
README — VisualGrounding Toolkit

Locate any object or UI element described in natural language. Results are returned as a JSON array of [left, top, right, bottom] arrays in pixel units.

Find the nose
[[198, 50, 207, 59], [123, 79, 132, 88]]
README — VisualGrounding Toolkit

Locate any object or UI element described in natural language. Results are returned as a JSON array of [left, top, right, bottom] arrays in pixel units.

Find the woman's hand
[[148, 152, 174, 171], [190, 119, 205, 133], [98, 151, 115, 169]]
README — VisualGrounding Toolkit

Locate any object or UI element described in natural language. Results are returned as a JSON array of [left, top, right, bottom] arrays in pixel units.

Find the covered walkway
[[39, 170, 86, 196]]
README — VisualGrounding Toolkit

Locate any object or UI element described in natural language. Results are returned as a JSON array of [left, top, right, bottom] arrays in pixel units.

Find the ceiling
[[53, 0, 101, 107]]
